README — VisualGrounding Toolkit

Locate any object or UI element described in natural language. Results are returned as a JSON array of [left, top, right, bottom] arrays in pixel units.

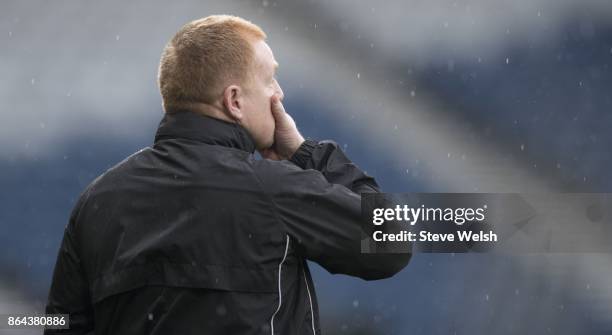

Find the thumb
[[271, 94, 286, 117]]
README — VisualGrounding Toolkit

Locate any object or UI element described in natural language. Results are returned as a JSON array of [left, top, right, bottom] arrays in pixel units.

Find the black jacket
[[45, 111, 411, 334]]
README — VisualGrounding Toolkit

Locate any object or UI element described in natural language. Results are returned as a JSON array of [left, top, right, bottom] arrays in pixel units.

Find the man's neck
[[171, 101, 236, 124]]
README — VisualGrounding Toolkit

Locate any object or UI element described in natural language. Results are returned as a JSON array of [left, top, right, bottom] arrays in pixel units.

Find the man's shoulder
[[79, 147, 153, 199], [101, 146, 151, 175]]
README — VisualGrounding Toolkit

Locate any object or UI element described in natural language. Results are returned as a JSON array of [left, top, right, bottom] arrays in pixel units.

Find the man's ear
[[222, 85, 244, 122]]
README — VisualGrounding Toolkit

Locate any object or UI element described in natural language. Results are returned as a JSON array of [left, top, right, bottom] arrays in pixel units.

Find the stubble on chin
[[263, 134, 275, 150], [253, 133, 274, 151]]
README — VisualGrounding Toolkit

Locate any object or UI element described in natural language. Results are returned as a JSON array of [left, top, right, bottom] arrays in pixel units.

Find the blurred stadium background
[[1, 0, 612, 334]]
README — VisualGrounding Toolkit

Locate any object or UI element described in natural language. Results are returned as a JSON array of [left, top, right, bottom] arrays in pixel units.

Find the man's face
[[240, 40, 283, 150]]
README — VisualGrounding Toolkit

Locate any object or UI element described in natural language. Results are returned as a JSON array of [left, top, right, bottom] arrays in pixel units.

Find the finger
[[271, 95, 286, 115]]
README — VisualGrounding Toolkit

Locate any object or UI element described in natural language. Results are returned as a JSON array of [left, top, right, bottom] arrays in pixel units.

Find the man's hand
[[260, 94, 305, 160]]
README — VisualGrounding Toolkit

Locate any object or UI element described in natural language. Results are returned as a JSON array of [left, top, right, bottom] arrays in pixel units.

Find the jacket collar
[[154, 111, 256, 153]]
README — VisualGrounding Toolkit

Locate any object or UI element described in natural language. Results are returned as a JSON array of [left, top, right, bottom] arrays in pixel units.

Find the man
[[46, 15, 411, 334]]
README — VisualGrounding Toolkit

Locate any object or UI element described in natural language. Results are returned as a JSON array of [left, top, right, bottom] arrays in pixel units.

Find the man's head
[[158, 15, 283, 150]]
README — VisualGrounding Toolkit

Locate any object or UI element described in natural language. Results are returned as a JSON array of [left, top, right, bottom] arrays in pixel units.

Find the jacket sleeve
[[256, 139, 411, 280], [45, 196, 94, 335]]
